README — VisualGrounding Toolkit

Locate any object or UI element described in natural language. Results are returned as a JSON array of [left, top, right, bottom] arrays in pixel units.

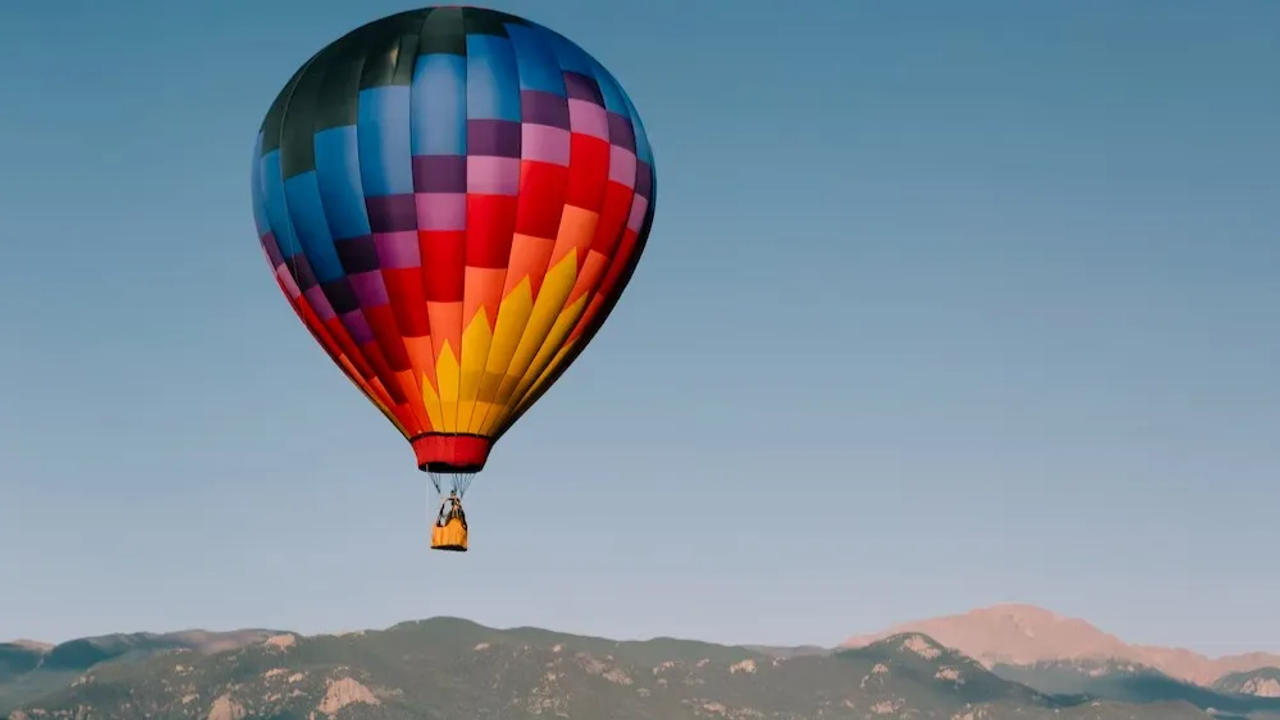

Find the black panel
[[266, 7, 534, 143], [463, 6, 523, 37], [279, 45, 334, 177], [358, 11, 426, 89], [311, 25, 371, 131], [260, 62, 309, 154], [419, 6, 466, 55]]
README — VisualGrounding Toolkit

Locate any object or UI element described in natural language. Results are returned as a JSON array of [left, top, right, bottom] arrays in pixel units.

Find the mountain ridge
[[7, 608, 1280, 719], [2, 644, 49, 654], [0, 629, 279, 716], [843, 603, 1280, 685], [2, 618, 1228, 720]]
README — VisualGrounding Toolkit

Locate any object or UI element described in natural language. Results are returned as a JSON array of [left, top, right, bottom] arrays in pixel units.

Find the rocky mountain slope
[[0, 629, 276, 715], [4, 619, 1220, 720], [990, 658, 1280, 718], [844, 604, 1280, 686], [1215, 668, 1280, 699]]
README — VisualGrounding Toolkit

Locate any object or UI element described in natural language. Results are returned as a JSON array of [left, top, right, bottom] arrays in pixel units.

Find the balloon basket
[[431, 517, 468, 552]]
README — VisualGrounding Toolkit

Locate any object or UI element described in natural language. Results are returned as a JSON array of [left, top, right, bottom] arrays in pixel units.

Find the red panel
[[285, 290, 383, 407], [466, 195, 518, 269], [360, 339, 408, 405], [389, 402, 419, 434], [322, 316, 378, 388], [590, 181, 635, 259], [515, 161, 569, 238], [365, 304, 412, 371], [570, 227, 640, 343], [564, 134, 610, 210], [382, 267, 430, 337], [420, 230, 466, 302], [599, 228, 642, 296]]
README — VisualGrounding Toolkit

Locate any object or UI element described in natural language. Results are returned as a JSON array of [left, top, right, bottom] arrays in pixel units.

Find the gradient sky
[[2, 0, 1277, 656]]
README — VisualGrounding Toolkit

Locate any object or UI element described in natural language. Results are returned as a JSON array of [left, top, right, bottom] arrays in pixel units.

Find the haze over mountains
[[4, 604, 1278, 719], [844, 604, 1280, 686]]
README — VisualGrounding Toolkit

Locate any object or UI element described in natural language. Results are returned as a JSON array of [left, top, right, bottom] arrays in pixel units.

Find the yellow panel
[[468, 277, 535, 433], [464, 206, 601, 434], [455, 307, 493, 431], [478, 251, 579, 432], [435, 342, 460, 432], [510, 339, 577, 420], [484, 292, 588, 435], [420, 373, 444, 430]]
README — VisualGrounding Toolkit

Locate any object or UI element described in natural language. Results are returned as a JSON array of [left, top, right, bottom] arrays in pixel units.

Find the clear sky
[[2, 0, 1277, 656]]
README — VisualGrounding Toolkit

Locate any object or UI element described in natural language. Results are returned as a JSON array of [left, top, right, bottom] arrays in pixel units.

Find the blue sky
[[1, 0, 1277, 655]]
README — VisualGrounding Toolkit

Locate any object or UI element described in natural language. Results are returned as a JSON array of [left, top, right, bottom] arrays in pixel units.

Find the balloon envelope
[[251, 7, 655, 472]]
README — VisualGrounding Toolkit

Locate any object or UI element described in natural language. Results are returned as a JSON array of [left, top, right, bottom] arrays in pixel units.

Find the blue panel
[[314, 125, 371, 240], [284, 171, 345, 283], [466, 34, 520, 121], [357, 86, 414, 196], [250, 132, 270, 234], [590, 59, 629, 116], [411, 54, 467, 155], [506, 24, 564, 95], [536, 27, 595, 76], [261, 150, 302, 259]]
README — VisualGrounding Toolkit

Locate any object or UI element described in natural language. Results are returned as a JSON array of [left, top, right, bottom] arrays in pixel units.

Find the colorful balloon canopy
[[251, 7, 655, 474]]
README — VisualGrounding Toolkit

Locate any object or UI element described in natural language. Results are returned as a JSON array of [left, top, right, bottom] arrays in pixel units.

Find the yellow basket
[[431, 516, 468, 552]]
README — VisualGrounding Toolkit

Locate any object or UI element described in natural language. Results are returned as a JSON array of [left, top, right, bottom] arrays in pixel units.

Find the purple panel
[[348, 270, 390, 307], [304, 286, 337, 321], [467, 119, 521, 157], [568, 99, 608, 140], [627, 196, 649, 232], [261, 231, 284, 267], [340, 310, 375, 345], [607, 112, 636, 151], [335, 235, 380, 273], [288, 253, 319, 291], [521, 124, 570, 166], [520, 90, 570, 129], [635, 161, 653, 198], [365, 194, 418, 233], [467, 156, 520, 195], [562, 71, 603, 105], [608, 146, 637, 188], [412, 155, 466, 193], [415, 192, 467, 231], [275, 265, 301, 299], [374, 231, 420, 269]]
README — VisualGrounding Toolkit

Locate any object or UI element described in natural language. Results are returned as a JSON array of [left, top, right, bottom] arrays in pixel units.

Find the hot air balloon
[[250, 7, 655, 551]]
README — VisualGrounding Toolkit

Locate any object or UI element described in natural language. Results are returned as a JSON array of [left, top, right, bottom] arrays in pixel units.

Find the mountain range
[[3, 605, 1277, 719], [843, 604, 1280, 686]]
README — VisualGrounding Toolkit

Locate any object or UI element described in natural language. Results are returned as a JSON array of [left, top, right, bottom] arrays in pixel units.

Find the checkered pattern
[[251, 7, 654, 472]]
